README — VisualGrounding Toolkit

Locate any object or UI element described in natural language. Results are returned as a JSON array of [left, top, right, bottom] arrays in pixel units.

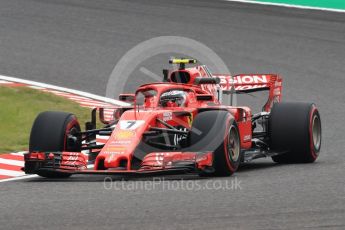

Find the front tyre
[[269, 102, 321, 163], [29, 111, 82, 178], [189, 111, 241, 176]]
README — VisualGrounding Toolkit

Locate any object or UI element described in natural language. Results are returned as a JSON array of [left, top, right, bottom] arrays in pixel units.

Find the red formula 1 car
[[24, 59, 322, 178]]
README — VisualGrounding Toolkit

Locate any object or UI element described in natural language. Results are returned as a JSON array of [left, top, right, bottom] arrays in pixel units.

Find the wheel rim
[[228, 126, 240, 162], [65, 121, 81, 151], [312, 115, 321, 150]]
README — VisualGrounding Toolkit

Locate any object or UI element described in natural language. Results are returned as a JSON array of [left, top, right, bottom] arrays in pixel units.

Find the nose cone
[[104, 153, 128, 169]]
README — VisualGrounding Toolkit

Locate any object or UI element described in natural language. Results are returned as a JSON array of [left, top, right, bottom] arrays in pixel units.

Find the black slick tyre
[[29, 111, 81, 178], [269, 102, 321, 163], [189, 110, 241, 176]]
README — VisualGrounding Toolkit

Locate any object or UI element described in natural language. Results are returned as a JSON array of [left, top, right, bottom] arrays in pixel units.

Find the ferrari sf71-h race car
[[24, 59, 322, 178]]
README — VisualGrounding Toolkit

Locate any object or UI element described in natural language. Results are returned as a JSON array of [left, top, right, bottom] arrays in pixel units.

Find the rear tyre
[[29, 111, 82, 178], [189, 111, 241, 177], [269, 102, 321, 163]]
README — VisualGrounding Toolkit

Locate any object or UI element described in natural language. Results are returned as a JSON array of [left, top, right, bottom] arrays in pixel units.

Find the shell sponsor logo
[[114, 130, 135, 140]]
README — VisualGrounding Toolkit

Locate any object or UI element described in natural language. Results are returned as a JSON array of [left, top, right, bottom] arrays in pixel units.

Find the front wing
[[23, 151, 213, 176]]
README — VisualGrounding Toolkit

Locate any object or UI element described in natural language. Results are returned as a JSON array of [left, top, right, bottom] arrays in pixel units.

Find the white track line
[[0, 158, 24, 167], [0, 175, 38, 183], [28, 86, 46, 90], [223, 0, 345, 13], [0, 74, 130, 106], [10, 152, 27, 156], [0, 169, 25, 177]]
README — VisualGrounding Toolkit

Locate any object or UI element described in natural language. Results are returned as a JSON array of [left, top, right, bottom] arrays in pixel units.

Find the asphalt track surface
[[1, 0, 345, 229]]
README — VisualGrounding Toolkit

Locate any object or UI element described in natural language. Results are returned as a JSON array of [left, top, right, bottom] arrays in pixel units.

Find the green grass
[[252, 0, 345, 10], [0, 86, 93, 153]]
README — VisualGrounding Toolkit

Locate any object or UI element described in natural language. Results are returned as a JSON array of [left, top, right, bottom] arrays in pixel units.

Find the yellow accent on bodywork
[[169, 59, 197, 64]]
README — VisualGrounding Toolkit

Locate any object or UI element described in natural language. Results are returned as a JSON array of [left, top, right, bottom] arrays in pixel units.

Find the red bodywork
[[24, 64, 282, 176]]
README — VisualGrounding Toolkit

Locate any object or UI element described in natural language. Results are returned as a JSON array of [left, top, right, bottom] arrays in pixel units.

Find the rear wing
[[214, 74, 283, 112]]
